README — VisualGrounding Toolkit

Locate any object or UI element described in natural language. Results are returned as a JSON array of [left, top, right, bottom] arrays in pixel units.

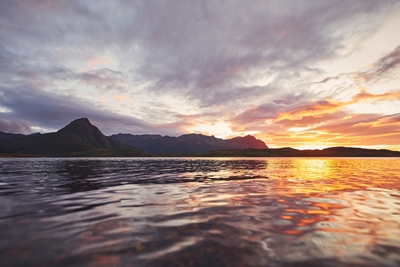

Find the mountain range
[[0, 131, 41, 140], [201, 147, 400, 157], [110, 133, 268, 154], [0, 118, 399, 157], [0, 118, 147, 157], [0, 118, 268, 157]]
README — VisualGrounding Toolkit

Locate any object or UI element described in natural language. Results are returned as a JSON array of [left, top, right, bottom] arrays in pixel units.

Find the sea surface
[[1, 158, 400, 267]]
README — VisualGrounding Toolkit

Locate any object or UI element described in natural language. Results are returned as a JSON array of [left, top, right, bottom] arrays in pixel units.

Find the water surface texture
[[1, 158, 400, 267]]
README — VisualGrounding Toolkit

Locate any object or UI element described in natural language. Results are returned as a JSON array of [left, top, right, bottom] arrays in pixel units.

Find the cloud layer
[[1, 0, 400, 149]]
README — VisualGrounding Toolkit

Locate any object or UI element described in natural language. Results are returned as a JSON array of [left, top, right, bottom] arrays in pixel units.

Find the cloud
[[0, 117, 31, 134], [358, 45, 400, 82], [277, 111, 348, 128], [0, 0, 399, 148], [310, 113, 400, 145], [352, 88, 400, 102], [233, 103, 281, 125], [273, 93, 307, 105], [0, 85, 157, 134], [312, 45, 400, 90], [252, 111, 400, 148], [75, 68, 128, 93], [133, 0, 394, 106], [230, 88, 400, 147]]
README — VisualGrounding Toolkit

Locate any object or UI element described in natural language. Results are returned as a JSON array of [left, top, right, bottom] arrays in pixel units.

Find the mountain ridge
[[0, 131, 41, 141], [200, 147, 400, 157], [0, 118, 148, 157], [1, 118, 399, 157], [109, 133, 268, 154]]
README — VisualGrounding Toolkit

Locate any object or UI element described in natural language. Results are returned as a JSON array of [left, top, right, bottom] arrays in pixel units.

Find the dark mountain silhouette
[[1, 118, 399, 157], [0, 131, 40, 141], [58, 118, 125, 149], [201, 147, 400, 157], [109, 133, 268, 154], [0, 131, 25, 140], [0, 118, 148, 157]]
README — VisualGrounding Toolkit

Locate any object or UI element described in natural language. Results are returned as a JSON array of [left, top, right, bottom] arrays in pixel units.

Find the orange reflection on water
[[76, 158, 400, 265]]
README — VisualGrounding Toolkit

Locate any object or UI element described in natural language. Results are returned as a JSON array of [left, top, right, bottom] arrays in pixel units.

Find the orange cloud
[[230, 88, 400, 149], [351, 88, 400, 102], [276, 88, 400, 122], [114, 94, 130, 101], [276, 100, 342, 121]]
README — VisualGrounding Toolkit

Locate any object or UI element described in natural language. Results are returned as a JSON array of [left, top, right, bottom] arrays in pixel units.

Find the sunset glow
[[189, 122, 234, 139], [1, 1, 400, 150]]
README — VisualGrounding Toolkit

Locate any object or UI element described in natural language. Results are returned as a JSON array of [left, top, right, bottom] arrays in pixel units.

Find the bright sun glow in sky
[[190, 122, 234, 139], [1, 0, 400, 150]]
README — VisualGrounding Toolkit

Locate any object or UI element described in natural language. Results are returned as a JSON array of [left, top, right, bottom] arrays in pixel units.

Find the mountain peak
[[58, 117, 96, 134], [227, 135, 268, 149], [58, 118, 126, 149], [74, 117, 90, 123], [65, 117, 90, 126], [0, 118, 148, 156]]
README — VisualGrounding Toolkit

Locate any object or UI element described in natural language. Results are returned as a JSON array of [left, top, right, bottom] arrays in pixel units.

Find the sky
[[1, 0, 400, 150]]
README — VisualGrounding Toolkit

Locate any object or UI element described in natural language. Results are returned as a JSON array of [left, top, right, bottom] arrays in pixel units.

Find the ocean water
[[0, 157, 400, 267]]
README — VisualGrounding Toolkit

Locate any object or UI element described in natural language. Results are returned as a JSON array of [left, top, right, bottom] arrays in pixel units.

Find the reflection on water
[[1, 158, 400, 266]]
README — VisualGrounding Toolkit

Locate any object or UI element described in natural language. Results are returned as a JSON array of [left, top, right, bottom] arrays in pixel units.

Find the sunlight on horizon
[[188, 122, 234, 139]]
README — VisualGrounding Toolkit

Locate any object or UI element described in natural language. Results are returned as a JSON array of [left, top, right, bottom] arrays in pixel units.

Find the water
[[1, 158, 400, 267]]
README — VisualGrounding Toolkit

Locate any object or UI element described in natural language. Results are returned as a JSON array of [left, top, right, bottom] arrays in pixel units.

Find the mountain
[[58, 118, 125, 149], [110, 133, 268, 154], [0, 118, 148, 157], [0, 131, 25, 140], [201, 147, 400, 157], [2, 118, 398, 157], [0, 131, 40, 141]]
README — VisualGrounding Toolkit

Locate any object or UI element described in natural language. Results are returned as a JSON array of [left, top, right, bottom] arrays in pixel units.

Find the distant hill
[[201, 147, 400, 157], [0, 118, 148, 157], [109, 133, 268, 154], [0, 131, 40, 141], [0, 131, 25, 140]]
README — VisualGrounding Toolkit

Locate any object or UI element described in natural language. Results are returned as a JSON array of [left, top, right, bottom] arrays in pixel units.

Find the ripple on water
[[1, 158, 400, 266]]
